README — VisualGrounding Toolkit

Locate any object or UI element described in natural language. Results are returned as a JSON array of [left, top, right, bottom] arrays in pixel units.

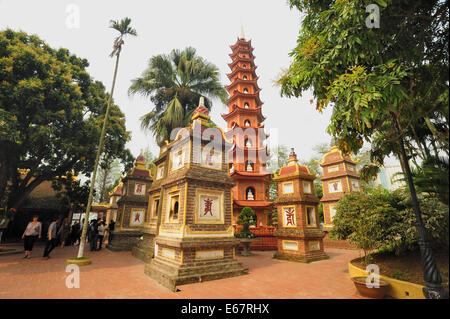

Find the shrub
[[330, 191, 403, 265], [235, 207, 256, 238], [331, 187, 449, 261]]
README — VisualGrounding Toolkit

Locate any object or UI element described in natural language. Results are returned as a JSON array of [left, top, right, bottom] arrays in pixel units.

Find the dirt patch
[[352, 250, 449, 290]]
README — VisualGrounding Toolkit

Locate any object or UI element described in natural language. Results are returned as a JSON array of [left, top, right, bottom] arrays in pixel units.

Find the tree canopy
[[0, 29, 132, 210], [129, 47, 228, 143], [279, 0, 448, 172]]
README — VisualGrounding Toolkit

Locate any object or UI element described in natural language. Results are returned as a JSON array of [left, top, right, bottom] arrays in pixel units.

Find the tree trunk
[[391, 113, 447, 299], [77, 52, 121, 258]]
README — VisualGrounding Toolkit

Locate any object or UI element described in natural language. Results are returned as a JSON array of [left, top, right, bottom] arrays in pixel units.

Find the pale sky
[[1, 0, 338, 164]]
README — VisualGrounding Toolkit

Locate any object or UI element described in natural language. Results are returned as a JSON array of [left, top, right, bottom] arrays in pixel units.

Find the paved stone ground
[[0, 243, 366, 299]]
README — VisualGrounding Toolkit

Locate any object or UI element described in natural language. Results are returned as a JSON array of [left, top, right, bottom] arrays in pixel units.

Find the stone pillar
[[318, 146, 361, 232], [273, 148, 328, 263], [144, 99, 248, 291], [107, 152, 153, 253]]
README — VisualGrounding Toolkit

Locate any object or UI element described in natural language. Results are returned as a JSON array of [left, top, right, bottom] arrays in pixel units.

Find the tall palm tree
[[129, 47, 228, 143], [76, 17, 136, 259]]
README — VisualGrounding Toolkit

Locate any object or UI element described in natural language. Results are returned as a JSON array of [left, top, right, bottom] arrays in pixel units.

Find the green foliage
[[236, 207, 256, 238], [0, 29, 132, 210], [129, 47, 228, 143], [318, 203, 324, 222], [331, 188, 449, 262], [280, 0, 449, 181], [331, 191, 401, 264], [266, 209, 278, 227], [412, 156, 449, 205], [143, 147, 157, 177], [94, 157, 124, 203], [52, 172, 91, 215], [390, 270, 410, 281]]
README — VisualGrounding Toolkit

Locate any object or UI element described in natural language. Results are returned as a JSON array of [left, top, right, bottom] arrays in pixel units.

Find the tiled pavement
[[0, 244, 366, 299]]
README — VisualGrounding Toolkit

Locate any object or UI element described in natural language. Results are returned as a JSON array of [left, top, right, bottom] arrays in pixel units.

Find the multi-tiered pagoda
[[222, 32, 272, 227]]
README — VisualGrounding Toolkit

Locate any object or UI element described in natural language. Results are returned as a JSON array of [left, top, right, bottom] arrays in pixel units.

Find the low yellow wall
[[348, 261, 426, 299]]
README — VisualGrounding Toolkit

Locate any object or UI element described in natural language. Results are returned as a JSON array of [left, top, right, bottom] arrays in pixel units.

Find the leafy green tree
[[0, 29, 131, 213], [143, 147, 157, 177], [279, 0, 448, 297], [412, 156, 449, 205], [128, 47, 228, 143], [52, 172, 91, 221], [77, 17, 137, 259], [236, 207, 256, 238], [94, 157, 123, 203], [331, 192, 403, 265]]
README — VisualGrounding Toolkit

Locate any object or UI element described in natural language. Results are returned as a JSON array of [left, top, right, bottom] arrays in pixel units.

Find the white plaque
[[130, 209, 145, 226], [161, 248, 175, 259], [328, 180, 342, 193], [282, 206, 296, 227], [309, 241, 320, 251], [196, 191, 223, 224], [282, 241, 299, 251], [195, 250, 224, 260], [134, 183, 146, 196]]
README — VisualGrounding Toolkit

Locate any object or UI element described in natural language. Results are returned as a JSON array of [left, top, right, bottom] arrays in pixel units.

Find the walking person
[[70, 221, 80, 245], [97, 220, 106, 250], [89, 219, 98, 252], [57, 218, 71, 247], [43, 216, 61, 259], [108, 219, 115, 244], [21, 215, 42, 259]]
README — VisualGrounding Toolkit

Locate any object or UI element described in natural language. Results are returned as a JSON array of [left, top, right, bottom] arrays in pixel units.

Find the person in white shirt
[[97, 220, 106, 250], [21, 215, 42, 259]]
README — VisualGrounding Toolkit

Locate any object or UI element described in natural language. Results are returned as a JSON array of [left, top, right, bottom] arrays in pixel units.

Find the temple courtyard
[[0, 244, 366, 299]]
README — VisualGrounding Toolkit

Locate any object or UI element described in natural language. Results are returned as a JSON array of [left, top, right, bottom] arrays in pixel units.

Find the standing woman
[[21, 215, 42, 259], [97, 220, 106, 250]]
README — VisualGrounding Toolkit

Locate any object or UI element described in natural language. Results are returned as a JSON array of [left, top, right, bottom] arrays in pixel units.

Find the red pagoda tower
[[222, 32, 272, 228]]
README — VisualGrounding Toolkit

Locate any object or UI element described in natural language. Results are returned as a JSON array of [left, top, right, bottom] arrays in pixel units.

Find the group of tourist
[[21, 215, 116, 259]]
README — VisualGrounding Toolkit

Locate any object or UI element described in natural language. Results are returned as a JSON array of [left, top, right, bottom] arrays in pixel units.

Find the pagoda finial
[[191, 96, 210, 122], [288, 148, 299, 164], [239, 22, 245, 40]]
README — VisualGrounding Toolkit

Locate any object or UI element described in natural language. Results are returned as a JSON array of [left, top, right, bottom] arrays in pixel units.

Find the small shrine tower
[[319, 146, 361, 231], [145, 98, 248, 291], [273, 148, 328, 262], [107, 152, 152, 251], [221, 31, 272, 227]]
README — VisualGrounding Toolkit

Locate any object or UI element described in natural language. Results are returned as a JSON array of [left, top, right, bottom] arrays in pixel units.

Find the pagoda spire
[[239, 23, 245, 40]]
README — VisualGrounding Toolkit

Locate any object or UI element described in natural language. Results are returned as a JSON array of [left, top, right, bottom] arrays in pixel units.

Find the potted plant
[[235, 207, 259, 256]]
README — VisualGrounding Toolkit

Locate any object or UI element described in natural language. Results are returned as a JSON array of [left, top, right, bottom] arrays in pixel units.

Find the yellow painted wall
[[348, 262, 426, 299]]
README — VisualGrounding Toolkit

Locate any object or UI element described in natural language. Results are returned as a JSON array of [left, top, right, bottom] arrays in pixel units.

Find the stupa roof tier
[[225, 122, 266, 132], [225, 77, 260, 92], [273, 148, 315, 181], [228, 56, 256, 69], [228, 143, 269, 155], [221, 105, 266, 123], [226, 65, 257, 80], [227, 90, 263, 106], [318, 146, 360, 166], [229, 48, 254, 59], [233, 199, 273, 209], [230, 38, 253, 51]]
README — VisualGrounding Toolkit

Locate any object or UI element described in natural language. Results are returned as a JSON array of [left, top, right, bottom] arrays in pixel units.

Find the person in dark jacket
[[70, 221, 80, 245], [89, 219, 98, 251], [43, 216, 61, 259], [108, 219, 115, 244]]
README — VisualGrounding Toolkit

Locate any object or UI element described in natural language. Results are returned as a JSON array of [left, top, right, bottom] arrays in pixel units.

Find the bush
[[330, 191, 401, 265], [331, 187, 449, 262], [235, 207, 256, 238]]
